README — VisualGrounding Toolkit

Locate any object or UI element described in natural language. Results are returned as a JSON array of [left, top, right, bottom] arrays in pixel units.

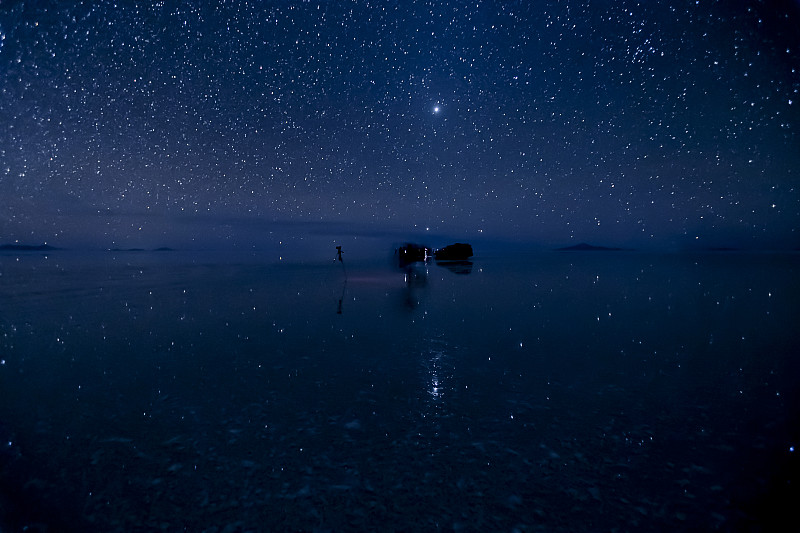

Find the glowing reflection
[[423, 340, 449, 404]]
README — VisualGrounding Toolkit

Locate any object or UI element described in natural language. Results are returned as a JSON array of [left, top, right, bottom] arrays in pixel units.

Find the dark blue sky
[[2, 0, 799, 251]]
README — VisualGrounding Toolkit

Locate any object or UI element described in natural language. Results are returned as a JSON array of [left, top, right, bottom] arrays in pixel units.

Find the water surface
[[0, 250, 798, 531]]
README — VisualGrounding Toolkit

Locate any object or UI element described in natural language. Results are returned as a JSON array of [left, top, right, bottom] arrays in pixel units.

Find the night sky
[[2, 0, 799, 251]]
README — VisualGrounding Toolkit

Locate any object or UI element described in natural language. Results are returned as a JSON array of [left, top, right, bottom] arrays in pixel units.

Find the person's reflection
[[335, 245, 347, 314], [336, 280, 346, 314]]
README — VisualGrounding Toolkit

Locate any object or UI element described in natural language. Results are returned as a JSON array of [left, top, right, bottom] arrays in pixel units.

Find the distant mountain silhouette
[[0, 244, 59, 251], [555, 243, 626, 251], [108, 247, 175, 252]]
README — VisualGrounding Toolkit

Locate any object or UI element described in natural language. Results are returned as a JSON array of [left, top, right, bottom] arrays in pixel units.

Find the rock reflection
[[435, 259, 473, 275], [402, 264, 428, 310]]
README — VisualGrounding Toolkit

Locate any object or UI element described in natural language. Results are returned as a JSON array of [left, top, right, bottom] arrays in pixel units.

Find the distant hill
[[0, 244, 59, 251], [555, 243, 626, 251], [108, 247, 175, 252]]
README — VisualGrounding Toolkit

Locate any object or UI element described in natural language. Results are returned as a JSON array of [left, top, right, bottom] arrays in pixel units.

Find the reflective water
[[0, 250, 798, 531]]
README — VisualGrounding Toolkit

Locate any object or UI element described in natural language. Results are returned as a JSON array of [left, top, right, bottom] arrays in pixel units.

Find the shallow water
[[0, 250, 798, 531]]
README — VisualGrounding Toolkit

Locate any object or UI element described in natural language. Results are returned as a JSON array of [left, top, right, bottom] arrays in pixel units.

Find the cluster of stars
[[1, 1, 798, 248]]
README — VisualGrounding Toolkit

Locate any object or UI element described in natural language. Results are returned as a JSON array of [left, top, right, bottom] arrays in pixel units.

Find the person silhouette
[[336, 245, 347, 279], [335, 246, 347, 313]]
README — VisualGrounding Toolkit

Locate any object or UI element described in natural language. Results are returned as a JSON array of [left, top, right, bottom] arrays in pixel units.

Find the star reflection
[[429, 354, 443, 401], [422, 339, 451, 408]]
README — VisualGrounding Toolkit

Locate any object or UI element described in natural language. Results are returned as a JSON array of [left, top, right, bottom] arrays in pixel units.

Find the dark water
[[0, 250, 798, 532]]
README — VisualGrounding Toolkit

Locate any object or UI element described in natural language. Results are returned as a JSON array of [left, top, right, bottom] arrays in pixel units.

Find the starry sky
[[2, 0, 799, 251]]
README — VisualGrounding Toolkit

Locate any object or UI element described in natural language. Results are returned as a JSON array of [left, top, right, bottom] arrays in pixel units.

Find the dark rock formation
[[434, 243, 473, 260], [396, 243, 432, 267]]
